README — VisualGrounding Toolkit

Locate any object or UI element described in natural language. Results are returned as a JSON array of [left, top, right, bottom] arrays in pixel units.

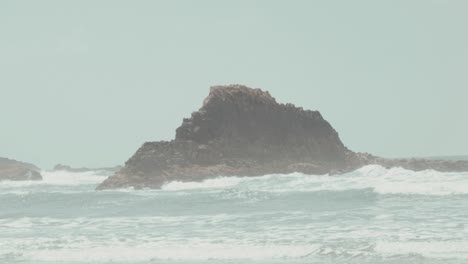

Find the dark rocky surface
[[97, 85, 468, 190], [0, 157, 42, 181]]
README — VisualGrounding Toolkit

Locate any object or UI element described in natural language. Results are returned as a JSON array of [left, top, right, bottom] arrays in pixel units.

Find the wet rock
[[0, 157, 42, 181]]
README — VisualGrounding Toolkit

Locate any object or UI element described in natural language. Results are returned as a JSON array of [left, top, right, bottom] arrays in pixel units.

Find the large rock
[[0, 157, 42, 181], [97, 85, 468, 189]]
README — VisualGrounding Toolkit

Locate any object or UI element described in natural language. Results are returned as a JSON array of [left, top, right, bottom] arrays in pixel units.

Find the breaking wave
[[162, 165, 468, 196], [2, 165, 468, 263]]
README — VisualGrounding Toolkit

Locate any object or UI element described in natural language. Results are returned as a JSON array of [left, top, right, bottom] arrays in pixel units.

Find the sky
[[1, 0, 467, 169]]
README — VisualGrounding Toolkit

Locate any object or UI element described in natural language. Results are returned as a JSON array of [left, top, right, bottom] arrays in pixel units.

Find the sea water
[[1, 165, 468, 264]]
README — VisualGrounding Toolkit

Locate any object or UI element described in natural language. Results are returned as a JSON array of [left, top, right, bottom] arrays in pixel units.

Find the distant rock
[[97, 85, 468, 190], [53, 164, 122, 173], [345, 152, 468, 173], [0, 157, 42, 181]]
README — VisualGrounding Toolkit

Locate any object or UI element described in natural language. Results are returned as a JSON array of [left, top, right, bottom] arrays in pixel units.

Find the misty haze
[[1, 1, 468, 264]]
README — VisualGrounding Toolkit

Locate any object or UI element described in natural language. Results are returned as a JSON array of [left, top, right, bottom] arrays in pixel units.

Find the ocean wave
[[3, 242, 317, 262], [2, 165, 468, 197], [375, 241, 468, 258], [161, 165, 468, 196], [5, 238, 468, 262], [0, 170, 108, 188], [2, 214, 468, 262]]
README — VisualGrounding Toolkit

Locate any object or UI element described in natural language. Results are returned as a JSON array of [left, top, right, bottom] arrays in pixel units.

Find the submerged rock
[[97, 85, 468, 190], [0, 157, 42, 181]]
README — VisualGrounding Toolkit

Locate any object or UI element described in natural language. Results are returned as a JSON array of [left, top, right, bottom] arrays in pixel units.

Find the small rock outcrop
[[345, 152, 468, 173], [0, 157, 42, 181], [97, 85, 468, 190], [53, 164, 123, 173]]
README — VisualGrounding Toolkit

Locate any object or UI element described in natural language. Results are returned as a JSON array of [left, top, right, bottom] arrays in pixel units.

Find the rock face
[[97, 85, 468, 190], [0, 157, 42, 181]]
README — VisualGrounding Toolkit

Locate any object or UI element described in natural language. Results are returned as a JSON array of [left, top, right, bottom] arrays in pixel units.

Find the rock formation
[[0, 157, 42, 181], [345, 152, 468, 173], [53, 164, 123, 173], [97, 85, 468, 190]]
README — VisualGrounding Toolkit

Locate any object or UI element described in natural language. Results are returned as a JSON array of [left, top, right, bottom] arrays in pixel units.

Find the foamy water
[[1, 165, 468, 264]]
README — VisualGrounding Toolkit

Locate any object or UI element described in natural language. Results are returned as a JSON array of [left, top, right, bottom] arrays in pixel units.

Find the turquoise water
[[1, 165, 468, 264]]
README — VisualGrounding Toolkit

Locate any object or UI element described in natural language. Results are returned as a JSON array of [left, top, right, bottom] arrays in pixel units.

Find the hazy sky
[[1, 0, 467, 169]]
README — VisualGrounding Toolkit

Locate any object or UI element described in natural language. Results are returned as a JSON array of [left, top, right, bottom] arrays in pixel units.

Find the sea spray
[[1, 166, 468, 263]]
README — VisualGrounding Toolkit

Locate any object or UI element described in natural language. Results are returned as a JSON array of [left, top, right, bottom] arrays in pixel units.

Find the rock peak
[[203, 85, 276, 108], [176, 85, 339, 149]]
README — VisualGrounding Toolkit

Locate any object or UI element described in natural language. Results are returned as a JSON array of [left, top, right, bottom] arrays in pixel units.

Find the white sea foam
[[7, 235, 468, 261], [0, 170, 107, 188], [162, 176, 246, 191], [40, 170, 109, 185], [3, 165, 468, 263], [2, 213, 468, 262], [160, 165, 468, 196], [2, 165, 466, 197], [5, 242, 317, 262], [376, 241, 468, 258]]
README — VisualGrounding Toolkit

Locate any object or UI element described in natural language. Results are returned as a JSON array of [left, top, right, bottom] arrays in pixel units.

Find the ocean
[[1, 165, 468, 264]]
